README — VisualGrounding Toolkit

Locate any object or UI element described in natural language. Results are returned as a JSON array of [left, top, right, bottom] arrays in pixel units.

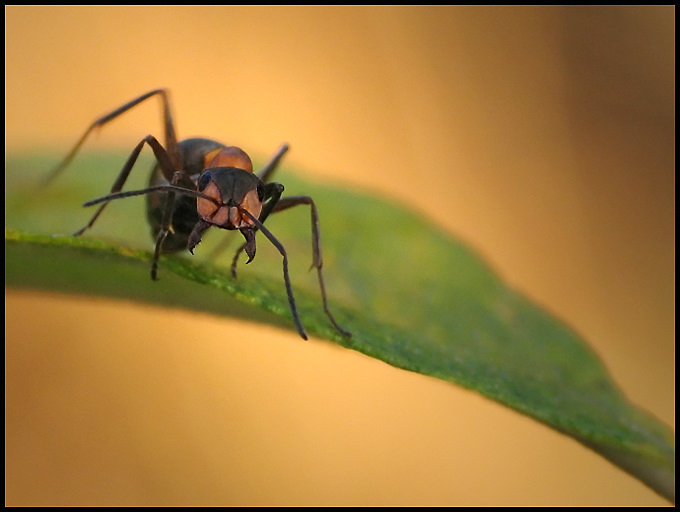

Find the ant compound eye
[[197, 172, 212, 191], [256, 183, 266, 202]]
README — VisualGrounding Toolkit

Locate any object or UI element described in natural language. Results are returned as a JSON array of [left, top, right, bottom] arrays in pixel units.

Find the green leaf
[[5, 152, 674, 502]]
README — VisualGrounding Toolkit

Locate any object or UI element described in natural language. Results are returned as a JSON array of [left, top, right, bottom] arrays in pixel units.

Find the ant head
[[196, 167, 264, 230]]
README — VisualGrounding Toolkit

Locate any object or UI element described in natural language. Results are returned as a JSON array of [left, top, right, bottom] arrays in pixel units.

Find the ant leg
[[73, 134, 180, 237], [133, 137, 185, 281], [270, 195, 351, 337], [151, 175, 179, 281], [230, 241, 247, 278], [256, 143, 289, 184], [45, 89, 188, 277], [45, 88, 180, 184], [239, 210, 307, 340], [83, 182, 215, 279], [81, 176, 201, 281], [230, 190, 352, 337]]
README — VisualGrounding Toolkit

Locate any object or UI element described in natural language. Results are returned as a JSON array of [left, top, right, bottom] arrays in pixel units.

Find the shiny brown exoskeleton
[[46, 89, 350, 340]]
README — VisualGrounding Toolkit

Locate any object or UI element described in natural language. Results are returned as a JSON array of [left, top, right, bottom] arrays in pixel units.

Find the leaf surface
[[4, 153, 674, 502]]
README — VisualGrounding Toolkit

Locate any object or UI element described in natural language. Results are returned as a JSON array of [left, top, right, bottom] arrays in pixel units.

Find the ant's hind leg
[[256, 143, 289, 184], [45, 89, 180, 185]]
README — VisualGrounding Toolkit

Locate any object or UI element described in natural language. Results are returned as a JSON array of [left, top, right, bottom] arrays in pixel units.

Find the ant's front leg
[[150, 166, 196, 281], [238, 209, 308, 340]]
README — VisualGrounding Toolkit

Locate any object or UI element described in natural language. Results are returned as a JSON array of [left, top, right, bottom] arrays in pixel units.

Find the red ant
[[46, 89, 351, 340]]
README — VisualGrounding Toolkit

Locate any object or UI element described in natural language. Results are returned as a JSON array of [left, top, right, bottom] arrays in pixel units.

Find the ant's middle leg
[[232, 192, 351, 337], [270, 195, 351, 337], [74, 134, 181, 237]]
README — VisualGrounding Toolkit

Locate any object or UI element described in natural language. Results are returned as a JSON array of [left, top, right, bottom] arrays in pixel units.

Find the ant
[[45, 89, 351, 340]]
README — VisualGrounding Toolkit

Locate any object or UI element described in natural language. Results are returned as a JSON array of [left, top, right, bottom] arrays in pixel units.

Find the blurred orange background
[[5, 5, 674, 505]]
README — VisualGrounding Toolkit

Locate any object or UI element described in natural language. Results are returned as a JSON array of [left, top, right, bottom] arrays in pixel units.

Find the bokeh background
[[5, 5, 674, 505]]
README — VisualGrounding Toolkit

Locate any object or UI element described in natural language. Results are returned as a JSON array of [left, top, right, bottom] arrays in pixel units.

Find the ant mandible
[[45, 89, 351, 340]]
